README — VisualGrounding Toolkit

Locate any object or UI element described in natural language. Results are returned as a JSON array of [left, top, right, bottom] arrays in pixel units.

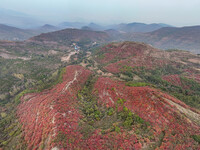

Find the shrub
[[126, 82, 149, 87], [192, 135, 200, 143], [115, 126, 121, 133], [107, 107, 114, 116]]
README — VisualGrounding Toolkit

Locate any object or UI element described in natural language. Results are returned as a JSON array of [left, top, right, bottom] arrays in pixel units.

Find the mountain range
[[0, 24, 60, 41], [0, 7, 43, 28], [79, 22, 171, 32], [27, 26, 200, 53], [125, 25, 200, 53]]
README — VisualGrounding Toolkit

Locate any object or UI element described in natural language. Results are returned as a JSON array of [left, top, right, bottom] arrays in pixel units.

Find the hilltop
[[29, 29, 111, 46]]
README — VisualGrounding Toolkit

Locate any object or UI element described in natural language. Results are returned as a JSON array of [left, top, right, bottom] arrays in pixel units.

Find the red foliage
[[183, 69, 200, 83], [105, 56, 169, 73], [162, 74, 190, 89], [94, 77, 200, 149], [95, 42, 171, 73], [17, 65, 143, 150], [17, 65, 92, 149], [96, 42, 156, 64], [17, 65, 200, 150]]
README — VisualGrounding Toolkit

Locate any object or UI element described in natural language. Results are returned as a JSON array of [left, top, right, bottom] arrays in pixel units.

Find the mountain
[[113, 22, 171, 33], [81, 23, 106, 31], [126, 25, 200, 53], [35, 24, 60, 33], [0, 7, 43, 28], [29, 28, 111, 44], [58, 22, 87, 29], [38, 24, 59, 31], [81, 26, 93, 31], [58, 22, 171, 33], [104, 29, 123, 41], [0, 24, 61, 41], [87, 23, 106, 31], [0, 24, 36, 41], [59, 22, 108, 31]]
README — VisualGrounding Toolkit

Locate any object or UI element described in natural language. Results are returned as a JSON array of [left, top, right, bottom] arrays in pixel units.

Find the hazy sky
[[1, 0, 200, 26]]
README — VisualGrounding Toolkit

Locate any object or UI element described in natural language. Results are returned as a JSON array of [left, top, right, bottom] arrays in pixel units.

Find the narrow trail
[[61, 51, 77, 62], [62, 71, 80, 93]]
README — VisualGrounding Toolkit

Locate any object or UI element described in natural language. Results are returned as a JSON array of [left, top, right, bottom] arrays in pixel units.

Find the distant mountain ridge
[[0, 24, 60, 41], [0, 7, 43, 28], [36, 24, 60, 33], [113, 22, 172, 33], [1, 18, 200, 53], [125, 25, 200, 53], [59, 21, 172, 32], [58, 22, 87, 29], [0, 24, 35, 41]]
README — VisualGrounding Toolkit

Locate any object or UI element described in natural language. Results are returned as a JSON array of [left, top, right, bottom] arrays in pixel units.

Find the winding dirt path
[[61, 51, 77, 62]]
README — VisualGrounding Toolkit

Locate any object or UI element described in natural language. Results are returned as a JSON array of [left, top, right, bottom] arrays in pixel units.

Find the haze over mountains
[[0, 24, 60, 41], [0, 7, 43, 28], [1, 22, 200, 53], [124, 25, 200, 54], [0, 21, 170, 40], [0, 7, 200, 53]]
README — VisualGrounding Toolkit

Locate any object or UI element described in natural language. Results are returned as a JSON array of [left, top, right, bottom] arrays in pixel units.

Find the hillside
[[126, 26, 200, 53], [0, 41, 200, 149], [15, 65, 199, 149], [29, 29, 111, 46], [94, 42, 200, 109], [0, 24, 36, 41], [0, 24, 60, 41]]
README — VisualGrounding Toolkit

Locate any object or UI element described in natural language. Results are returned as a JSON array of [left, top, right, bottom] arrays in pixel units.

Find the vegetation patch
[[191, 135, 200, 143], [126, 81, 149, 87], [77, 77, 151, 140]]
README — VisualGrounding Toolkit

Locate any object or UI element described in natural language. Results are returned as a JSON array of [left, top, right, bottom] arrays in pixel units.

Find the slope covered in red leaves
[[16, 65, 151, 150], [17, 65, 92, 149], [95, 42, 200, 76], [94, 77, 200, 149], [95, 42, 172, 73], [16, 65, 200, 149], [96, 42, 160, 63], [16, 41, 200, 149], [162, 74, 186, 87]]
